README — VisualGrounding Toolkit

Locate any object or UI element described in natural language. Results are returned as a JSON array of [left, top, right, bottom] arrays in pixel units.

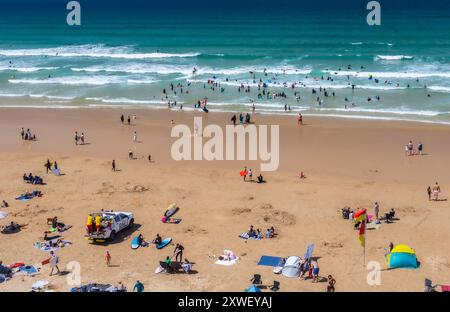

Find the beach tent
[[386, 245, 419, 269], [282, 256, 301, 278], [245, 285, 261, 292]]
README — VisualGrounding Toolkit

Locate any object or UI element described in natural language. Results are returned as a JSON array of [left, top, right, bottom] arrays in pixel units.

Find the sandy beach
[[0, 106, 449, 292]]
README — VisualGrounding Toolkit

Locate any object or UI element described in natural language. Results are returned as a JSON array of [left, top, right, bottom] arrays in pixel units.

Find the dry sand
[[0, 107, 449, 292]]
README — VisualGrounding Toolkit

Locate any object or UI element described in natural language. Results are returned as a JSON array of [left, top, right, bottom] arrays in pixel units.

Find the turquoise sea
[[0, 0, 449, 123]]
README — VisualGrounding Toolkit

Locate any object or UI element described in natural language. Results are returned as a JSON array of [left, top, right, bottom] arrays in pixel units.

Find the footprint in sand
[[232, 208, 252, 215]]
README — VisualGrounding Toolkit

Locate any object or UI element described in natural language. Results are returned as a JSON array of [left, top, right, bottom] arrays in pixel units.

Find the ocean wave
[[0, 93, 75, 100], [428, 86, 450, 93], [375, 55, 414, 61], [0, 66, 58, 72], [323, 70, 450, 79], [86, 97, 182, 105], [0, 44, 200, 60], [8, 76, 158, 86]]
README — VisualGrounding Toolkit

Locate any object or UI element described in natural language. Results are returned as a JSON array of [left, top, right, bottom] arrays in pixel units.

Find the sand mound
[[322, 241, 344, 248], [183, 225, 208, 235], [232, 208, 252, 215], [258, 203, 274, 210], [126, 185, 149, 193], [259, 210, 295, 225]]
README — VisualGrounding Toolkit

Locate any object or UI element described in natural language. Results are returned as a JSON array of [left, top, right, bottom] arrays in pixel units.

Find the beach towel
[[367, 222, 381, 230], [0, 211, 8, 219], [52, 169, 61, 176], [32, 280, 49, 291], [215, 257, 239, 266], [441, 285, 450, 292], [257, 256, 283, 267], [239, 233, 261, 240], [18, 265, 38, 276]]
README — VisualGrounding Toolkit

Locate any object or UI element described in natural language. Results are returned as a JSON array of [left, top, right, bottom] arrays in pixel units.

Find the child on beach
[[432, 182, 441, 201], [49, 251, 60, 276], [327, 275, 336, 292], [105, 251, 111, 267], [248, 169, 253, 182], [298, 113, 303, 125]]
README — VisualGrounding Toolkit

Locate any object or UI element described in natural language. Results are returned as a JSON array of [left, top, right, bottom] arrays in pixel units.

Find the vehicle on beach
[[85, 211, 134, 243]]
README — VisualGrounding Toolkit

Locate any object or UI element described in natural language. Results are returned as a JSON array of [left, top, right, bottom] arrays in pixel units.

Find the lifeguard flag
[[359, 220, 366, 247], [354, 209, 367, 223]]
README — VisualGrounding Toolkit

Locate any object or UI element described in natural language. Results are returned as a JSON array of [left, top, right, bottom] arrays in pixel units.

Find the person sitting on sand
[[137, 234, 148, 247], [247, 225, 256, 238], [128, 150, 134, 159], [256, 228, 263, 239], [153, 234, 162, 246], [265, 228, 272, 238], [1, 200, 8, 208], [257, 173, 266, 183]]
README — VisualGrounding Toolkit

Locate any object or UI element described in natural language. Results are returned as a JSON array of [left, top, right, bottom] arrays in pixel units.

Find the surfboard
[[156, 237, 172, 250], [41, 258, 51, 265], [131, 236, 140, 249], [165, 204, 178, 218]]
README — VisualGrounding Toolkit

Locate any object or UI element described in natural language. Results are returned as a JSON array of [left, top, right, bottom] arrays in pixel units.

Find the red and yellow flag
[[353, 208, 367, 223], [354, 209, 367, 247], [359, 220, 366, 247]]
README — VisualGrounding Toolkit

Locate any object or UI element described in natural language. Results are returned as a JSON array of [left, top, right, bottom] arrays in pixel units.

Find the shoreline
[[1, 104, 450, 127]]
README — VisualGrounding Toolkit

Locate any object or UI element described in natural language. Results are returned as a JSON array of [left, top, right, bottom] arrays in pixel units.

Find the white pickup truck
[[85, 211, 134, 242]]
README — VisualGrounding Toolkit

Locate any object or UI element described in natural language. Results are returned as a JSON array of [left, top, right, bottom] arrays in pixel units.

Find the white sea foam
[[0, 44, 200, 60], [0, 66, 58, 72], [375, 55, 414, 61], [8, 75, 157, 86]]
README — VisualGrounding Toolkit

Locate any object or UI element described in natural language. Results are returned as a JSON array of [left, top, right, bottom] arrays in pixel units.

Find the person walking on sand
[[298, 113, 303, 126], [49, 251, 60, 276], [74, 131, 79, 145], [20, 127, 24, 140], [80, 132, 85, 145], [427, 186, 432, 201], [373, 202, 380, 220], [133, 280, 144, 292], [242, 166, 248, 181], [432, 182, 441, 201], [327, 275, 336, 292], [112, 160, 116, 171], [127, 116, 131, 125], [45, 159, 51, 174], [173, 243, 184, 262], [105, 250, 111, 267], [248, 168, 253, 182], [133, 131, 137, 142], [120, 114, 124, 124], [418, 142, 423, 155]]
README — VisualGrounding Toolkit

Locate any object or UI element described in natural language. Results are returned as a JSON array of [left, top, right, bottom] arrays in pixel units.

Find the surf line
[[171, 117, 280, 172]]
